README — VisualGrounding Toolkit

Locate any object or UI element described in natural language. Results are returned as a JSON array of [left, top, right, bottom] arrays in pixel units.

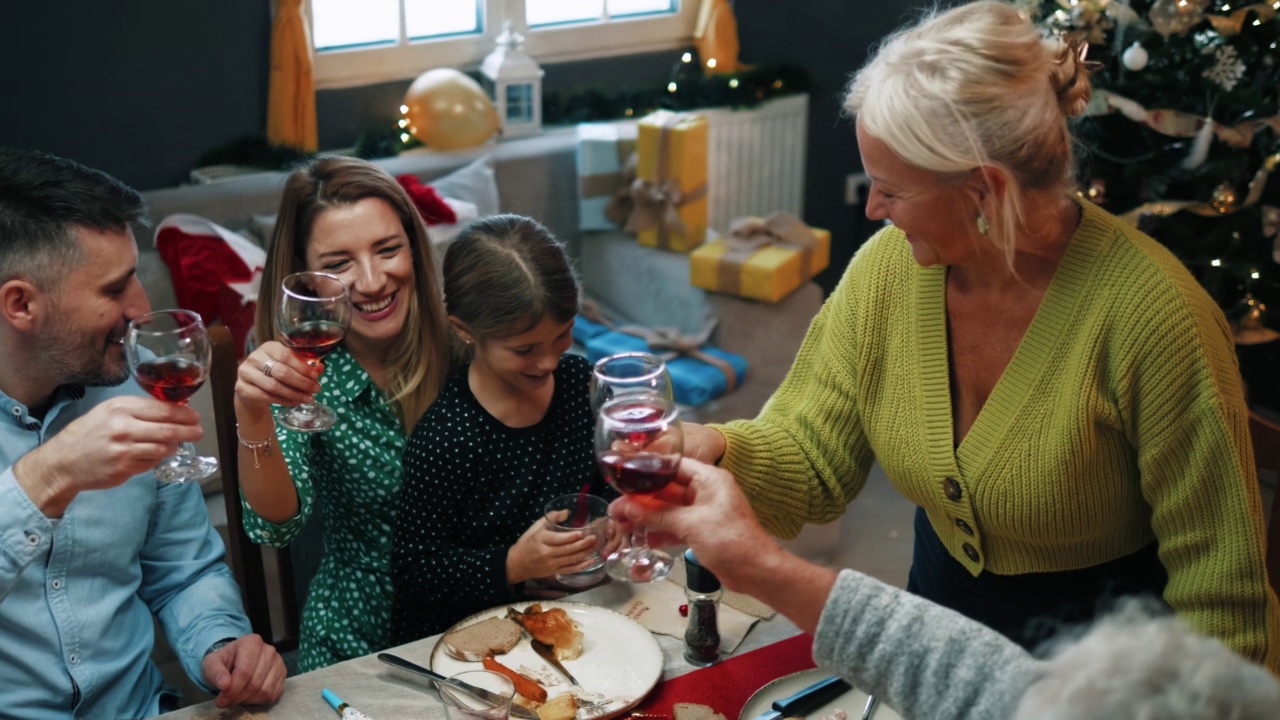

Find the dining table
[[157, 579, 815, 720]]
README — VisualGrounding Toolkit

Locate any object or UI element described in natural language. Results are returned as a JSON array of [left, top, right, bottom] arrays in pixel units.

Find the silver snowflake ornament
[[1202, 45, 1246, 91]]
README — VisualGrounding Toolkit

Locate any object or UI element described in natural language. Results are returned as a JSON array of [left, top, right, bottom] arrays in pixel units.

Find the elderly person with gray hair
[[679, 0, 1280, 672], [611, 457, 1280, 719]]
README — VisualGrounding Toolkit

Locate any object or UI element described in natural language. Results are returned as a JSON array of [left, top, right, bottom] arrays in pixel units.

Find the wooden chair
[[1249, 408, 1280, 598], [209, 326, 301, 652]]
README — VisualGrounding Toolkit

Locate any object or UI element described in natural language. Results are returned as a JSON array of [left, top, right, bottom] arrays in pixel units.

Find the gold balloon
[[402, 69, 499, 150]]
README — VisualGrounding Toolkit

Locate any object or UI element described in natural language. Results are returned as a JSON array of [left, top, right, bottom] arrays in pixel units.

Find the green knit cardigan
[[717, 198, 1280, 672]]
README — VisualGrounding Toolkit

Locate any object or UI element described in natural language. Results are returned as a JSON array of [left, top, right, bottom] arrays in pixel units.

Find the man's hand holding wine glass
[[13, 395, 203, 517]]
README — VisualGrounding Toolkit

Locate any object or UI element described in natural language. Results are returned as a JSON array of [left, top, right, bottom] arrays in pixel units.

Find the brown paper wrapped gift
[[626, 111, 708, 252], [689, 212, 830, 303]]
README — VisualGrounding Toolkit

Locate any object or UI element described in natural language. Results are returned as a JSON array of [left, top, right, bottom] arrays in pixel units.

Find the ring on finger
[[261, 359, 277, 379]]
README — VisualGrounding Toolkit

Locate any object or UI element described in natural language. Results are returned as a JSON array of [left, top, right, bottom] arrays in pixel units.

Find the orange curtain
[[267, 0, 318, 151], [694, 0, 750, 76]]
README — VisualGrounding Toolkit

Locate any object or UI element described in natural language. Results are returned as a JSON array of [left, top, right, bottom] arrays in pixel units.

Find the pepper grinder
[[683, 548, 722, 667]]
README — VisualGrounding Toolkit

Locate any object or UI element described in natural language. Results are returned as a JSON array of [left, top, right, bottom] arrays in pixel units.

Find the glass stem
[[632, 525, 650, 555], [175, 441, 197, 460]]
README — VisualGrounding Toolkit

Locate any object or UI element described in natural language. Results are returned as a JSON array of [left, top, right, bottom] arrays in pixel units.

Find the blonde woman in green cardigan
[[684, 1, 1280, 673]]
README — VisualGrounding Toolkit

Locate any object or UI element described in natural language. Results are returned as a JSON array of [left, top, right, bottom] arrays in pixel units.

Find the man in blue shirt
[[0, 149, 286, 718]]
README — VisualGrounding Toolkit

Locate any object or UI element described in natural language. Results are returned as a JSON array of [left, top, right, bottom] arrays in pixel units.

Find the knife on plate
[[751, 675, 853, 720], [376, 652, 540, 720]]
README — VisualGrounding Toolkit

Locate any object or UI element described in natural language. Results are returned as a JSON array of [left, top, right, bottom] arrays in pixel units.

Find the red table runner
[[630, 633, 816, 719]]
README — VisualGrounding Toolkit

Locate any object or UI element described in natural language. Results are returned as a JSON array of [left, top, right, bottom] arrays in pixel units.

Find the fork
[[860, 694, 879, 720]]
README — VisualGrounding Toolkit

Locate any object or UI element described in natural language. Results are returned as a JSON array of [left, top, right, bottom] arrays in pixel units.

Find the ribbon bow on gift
[[718, 211, 821, 295], [602, 152, 639, 228], [624, 113, 708, 249], [614, 318, 739, 393]]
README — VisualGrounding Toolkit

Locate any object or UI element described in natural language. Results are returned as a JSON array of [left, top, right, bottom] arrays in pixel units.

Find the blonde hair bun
[[1045, 36, 1093, 119]]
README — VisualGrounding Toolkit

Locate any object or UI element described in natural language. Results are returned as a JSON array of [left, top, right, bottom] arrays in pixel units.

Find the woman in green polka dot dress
[[231, 157, 451, 671], [392, 214, 617, 641]]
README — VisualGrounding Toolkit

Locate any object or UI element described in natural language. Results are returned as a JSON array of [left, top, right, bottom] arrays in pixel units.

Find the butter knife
[[531, 638, 581, 686], [376, 652, 540, 720]]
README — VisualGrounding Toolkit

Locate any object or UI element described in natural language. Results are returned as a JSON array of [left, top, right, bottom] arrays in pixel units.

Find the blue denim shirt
[[0, 380, 250, 719]]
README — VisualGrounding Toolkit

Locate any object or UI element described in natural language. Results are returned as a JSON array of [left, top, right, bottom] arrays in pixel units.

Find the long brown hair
[[254, 156, 450, 431], [444, 214, 579, 364]]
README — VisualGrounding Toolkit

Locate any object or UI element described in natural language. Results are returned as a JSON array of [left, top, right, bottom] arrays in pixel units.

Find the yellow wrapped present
[[690, 212, 830, 303], [625, 111, 708, 252]]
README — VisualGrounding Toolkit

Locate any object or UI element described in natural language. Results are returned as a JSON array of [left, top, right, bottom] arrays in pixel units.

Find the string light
[[397, 118, 409, 128], [681, 52, 692, 63], [400, 133, 410, 143], [728, 78, 739, 88], [1212, 258, 1223, 267], [399, 105, 409, 114], [706, 58, 718, 69], [667, 82, 678, 92], [1252, 269, 1262, 279]]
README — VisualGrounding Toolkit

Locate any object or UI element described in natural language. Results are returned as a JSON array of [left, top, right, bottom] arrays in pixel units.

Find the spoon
[[531, 639, 581, 687]]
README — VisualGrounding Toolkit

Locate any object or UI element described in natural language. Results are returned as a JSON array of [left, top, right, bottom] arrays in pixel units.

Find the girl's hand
[[233, 341, 324, 420], [506, 517, 599, 585]]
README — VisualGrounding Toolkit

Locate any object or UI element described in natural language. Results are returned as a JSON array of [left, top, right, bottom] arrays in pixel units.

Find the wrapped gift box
[[576, 122, 639, 232], [628, 111, 708, 253], [572, 314, 611, 345], [585, 330, 747, 407], [689, 213, 830, 303]]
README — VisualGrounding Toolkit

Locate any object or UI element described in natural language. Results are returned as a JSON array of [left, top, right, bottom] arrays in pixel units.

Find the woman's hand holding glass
[[274, 272, 352, 432]]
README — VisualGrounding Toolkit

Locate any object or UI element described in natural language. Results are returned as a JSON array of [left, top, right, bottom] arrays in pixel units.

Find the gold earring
[[976, 214, 989, 237]]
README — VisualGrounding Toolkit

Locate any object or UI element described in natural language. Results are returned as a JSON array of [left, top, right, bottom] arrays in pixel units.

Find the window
[[310, 0, 698, 90]]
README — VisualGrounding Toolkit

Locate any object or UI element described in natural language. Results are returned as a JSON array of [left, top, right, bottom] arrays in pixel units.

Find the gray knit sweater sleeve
[[812, 570, 1039, 720]]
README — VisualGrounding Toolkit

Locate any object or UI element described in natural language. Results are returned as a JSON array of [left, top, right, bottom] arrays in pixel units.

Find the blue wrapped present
[[573, 314, 611, 345], [584, 325, 747, 407]]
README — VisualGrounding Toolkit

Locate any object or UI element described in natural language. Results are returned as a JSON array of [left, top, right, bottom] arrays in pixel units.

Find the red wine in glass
[[134, 357, 206, 404], [124, 309, 218, 484], [276, 271, 352, 432], [282, 321, 345, 361], [594, 395, 682, 582], [597, 451, 677, 496]]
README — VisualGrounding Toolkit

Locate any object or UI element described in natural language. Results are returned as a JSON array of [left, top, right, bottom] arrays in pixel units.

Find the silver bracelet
[[236, 424, 274, 469]]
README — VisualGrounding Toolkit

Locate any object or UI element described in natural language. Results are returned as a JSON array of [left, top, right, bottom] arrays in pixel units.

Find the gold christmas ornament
[[1147, 0, 1207, 38], [402, 69, 499, 150], [1211, 183, 1240, 214]]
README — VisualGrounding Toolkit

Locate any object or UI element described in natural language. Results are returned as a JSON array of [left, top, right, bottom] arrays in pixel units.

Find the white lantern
[[479, 21, 545, 138]]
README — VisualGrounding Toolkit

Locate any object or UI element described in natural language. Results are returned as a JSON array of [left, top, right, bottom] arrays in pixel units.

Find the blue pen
[[323, 688, 375, 720]]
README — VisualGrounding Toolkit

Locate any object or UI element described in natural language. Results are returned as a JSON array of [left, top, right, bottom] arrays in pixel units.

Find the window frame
[[308, 0, 699, 90]]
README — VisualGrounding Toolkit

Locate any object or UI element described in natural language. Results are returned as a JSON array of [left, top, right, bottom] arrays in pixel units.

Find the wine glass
[[595, 394, 683, 582], [125, 309, 218, 484], [276, 271, 352, 432], [589, 351, 673, 413]]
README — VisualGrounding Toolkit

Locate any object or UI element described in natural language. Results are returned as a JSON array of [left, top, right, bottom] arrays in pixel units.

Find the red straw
[[572, 482, 591, 528]]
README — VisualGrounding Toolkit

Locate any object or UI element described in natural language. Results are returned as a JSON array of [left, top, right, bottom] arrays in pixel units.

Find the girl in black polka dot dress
[[392, 214, 616, 642]]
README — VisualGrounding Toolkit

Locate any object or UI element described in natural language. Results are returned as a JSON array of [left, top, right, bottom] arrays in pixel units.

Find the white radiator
[[699, 93, 809, 231]]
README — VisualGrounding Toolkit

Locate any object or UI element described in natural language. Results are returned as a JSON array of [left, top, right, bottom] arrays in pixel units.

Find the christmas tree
[[1026, 0, 1280, 408]]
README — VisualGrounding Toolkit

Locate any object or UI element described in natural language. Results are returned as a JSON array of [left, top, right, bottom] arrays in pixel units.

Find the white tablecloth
[[158, 581, 801, 720]]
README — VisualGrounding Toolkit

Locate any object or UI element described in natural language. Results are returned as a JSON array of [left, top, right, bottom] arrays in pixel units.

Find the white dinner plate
[[739, 668, 904, 720], [428, 601, 663, 720]]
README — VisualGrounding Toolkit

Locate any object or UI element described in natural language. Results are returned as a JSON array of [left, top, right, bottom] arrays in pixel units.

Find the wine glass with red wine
[[595, 394, 683, 582], [590, 352, 673, 414], [125, 309, 218, 484], [276, 271, 352, 432]]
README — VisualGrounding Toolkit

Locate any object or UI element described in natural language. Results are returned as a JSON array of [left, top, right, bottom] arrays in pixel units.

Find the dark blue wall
[[0, 1, 935, 286]]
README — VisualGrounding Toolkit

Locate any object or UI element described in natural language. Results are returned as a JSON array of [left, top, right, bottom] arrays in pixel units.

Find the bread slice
[[537, 693, 579, 720], [674, 703, 727, 720], [513, 606, 583, 661], [442, 616, 522, 658]]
